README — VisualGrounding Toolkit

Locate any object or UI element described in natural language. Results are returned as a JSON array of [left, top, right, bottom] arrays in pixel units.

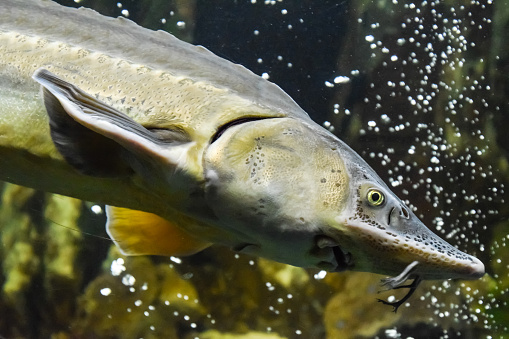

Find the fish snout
[[464, 255, 485, 280], [406, 228, 486, 281]]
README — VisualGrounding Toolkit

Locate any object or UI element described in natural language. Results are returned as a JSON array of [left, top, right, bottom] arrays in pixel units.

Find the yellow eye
[[367, 189, 385, 206]]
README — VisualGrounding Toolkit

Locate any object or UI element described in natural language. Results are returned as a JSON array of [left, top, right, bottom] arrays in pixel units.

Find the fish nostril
[[400, 206, 410, 219]]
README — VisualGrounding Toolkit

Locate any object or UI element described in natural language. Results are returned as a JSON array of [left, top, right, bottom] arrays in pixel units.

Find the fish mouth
[[315, 235, 354, 272]]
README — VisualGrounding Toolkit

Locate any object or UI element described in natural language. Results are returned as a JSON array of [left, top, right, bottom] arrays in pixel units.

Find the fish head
[[205, 116, 484, 281], [325, 146, 485, 281], [331, 183, 486, 280]]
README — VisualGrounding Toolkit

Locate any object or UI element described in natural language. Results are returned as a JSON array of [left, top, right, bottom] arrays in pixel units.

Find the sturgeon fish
[[0, 0, 484, 310]]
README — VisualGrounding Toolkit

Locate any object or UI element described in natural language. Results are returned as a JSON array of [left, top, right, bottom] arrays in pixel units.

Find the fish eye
[[367, 189, 385, 206]]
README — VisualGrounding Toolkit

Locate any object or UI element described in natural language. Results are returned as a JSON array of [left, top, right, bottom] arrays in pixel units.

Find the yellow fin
[[105, 206, 211, 257]]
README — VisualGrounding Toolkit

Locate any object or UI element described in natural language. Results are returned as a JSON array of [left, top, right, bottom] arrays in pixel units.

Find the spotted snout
[[333, 206, 485, 280]]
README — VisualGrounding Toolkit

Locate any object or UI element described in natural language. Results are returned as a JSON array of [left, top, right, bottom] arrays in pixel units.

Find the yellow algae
[[158, 263, 205, 315], [0, 184, 40, 297], [3, 242, 38, 295], [44, 194, 82, 280], [324, 273, 400, 338], [196, 330, 287, 339], [257, 258, 309, 289], [73, 251, 162, 337]]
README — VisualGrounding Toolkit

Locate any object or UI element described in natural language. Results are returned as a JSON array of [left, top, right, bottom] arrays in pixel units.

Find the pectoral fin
[[106, 206, 212, 256], [32, 68, 193, 178]]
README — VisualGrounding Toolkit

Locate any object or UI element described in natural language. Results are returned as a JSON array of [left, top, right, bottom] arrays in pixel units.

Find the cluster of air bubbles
[[325, 75, 351, 88], [323, 0, 504, 333], [250, 2, 307, 76], [102, 256, 208, 334], [250, 0, 284, 4], [314, 270, 327, 280], [116, 0, 181, 27], [359, 0, 498, 243], [323, 121, 334, 133], [160, 11, 175, 25], [113, 2, 185, 31], [111, 257, 127, 276], [260, 281, 299, 333], [325, 71, 360, 89], [109, 258, 142, 293], [116, 2, 129, 17]]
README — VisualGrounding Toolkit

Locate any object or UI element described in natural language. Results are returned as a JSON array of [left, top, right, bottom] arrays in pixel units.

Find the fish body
[[0, 0, 484, 286]]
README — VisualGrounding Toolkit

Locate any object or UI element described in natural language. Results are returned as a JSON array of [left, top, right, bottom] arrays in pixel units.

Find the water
[[0, 0, 508, 338]]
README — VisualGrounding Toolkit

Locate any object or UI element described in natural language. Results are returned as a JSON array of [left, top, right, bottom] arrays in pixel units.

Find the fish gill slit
[[210, 117, 273, 143]]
